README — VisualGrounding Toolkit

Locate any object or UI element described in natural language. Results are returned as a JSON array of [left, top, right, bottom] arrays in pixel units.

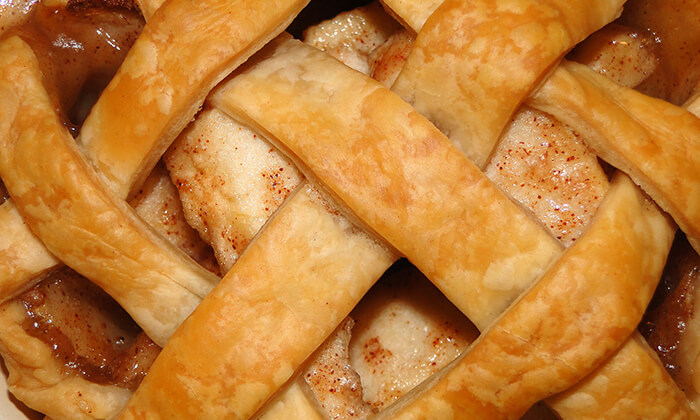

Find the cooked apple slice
[[164, 109, 302, 273]]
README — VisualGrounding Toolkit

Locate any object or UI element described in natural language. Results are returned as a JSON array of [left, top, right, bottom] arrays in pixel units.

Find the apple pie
[[0, 0, 698, 419]]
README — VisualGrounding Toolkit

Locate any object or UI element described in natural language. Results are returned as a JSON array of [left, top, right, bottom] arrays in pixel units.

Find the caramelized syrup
[[4, 1, 143, 135], [21, 268, 160, 390]]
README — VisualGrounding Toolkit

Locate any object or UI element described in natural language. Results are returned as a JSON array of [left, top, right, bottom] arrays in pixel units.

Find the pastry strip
[[529, 61, 700, 254], [377, 173, 673, 419], [123, 32, 685, 417], [390, 0, 624, 167], [120, 183, 396, 419], [0, 157, 215, 420], [215, 38, 684, 418], [214, 37, 563, 330], [0, 36, 218, 347], [383, 0, 700, 257]]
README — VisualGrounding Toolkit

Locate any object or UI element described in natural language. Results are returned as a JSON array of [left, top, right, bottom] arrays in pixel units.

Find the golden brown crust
[[120, 184, 396, 419], [0, 2, 694, 418], [529, 61, 700, 254], [0, 37, 217, 346], [256, 378, 326, 420], [79, 0, 312, 199], [390, 0, 624, 167], [0, 0, 304, 306], [213, 37, 562, 330], [378, 174, 674, 418]]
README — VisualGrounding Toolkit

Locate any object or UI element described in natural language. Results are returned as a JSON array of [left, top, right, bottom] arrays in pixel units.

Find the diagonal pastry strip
[[214, 37, 563, 330], [389, 0, 624, 167], [379, 0, 442, 33], [120, 182, 396, 419], [381, 1, 699, 416], [377, 173, 673, 418], [0, 37, 218, 347], [0, 0, 310, 303], [529, 61, 700, 254]]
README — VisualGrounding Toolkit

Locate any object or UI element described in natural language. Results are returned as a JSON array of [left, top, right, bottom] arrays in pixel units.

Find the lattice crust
[[530, 62, 700, 253], [0, 0, 699, 419], [381, 1, 700, 417], [207, 36, 675, 417]]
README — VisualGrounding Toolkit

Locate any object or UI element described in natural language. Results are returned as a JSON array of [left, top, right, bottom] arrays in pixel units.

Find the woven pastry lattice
[[0, 0, 698, 419]]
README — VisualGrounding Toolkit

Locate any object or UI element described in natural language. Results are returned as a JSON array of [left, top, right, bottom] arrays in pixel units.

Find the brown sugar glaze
[[5, 0, 160, 391], [619, 0, 700, 105], [21, 268, 159, 391], [5, 0, 143, 135], [640, 233, 700, 389]]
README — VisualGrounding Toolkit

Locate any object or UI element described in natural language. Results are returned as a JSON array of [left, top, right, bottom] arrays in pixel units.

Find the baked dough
[[0, 1, 696, 418], [376, 3, 698, 416], [0, 201, 59, 301], [549, 333, 696, 419], [80, 0, 312, 198], [0, 0, 312, 307]]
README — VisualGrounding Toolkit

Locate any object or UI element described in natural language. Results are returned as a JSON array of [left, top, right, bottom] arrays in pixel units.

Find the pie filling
[[0, 0, 699, 418], [4, 0, 143, 135], [20, 268, 159, 391], [641, 232, 700, 392]]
